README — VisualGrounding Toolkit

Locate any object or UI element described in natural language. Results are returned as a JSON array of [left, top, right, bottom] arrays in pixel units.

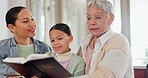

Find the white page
[[3, 54, 50, 64]]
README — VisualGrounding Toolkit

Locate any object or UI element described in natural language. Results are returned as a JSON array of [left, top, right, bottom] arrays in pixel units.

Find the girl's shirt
[[46, 50, 85, 76], [54, 51, 72, 69]]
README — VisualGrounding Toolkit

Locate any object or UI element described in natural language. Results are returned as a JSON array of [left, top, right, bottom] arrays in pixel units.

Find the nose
[[29, 20, 36, 27], [53, 40, 59, 45], [87, 18, 96, 26]]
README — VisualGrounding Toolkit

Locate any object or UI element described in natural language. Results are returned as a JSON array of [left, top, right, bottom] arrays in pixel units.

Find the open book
[[3, 54, 73, 78]]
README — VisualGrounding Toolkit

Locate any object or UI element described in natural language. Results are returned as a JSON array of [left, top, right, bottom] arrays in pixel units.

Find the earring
[[11, 30, 14, 33]]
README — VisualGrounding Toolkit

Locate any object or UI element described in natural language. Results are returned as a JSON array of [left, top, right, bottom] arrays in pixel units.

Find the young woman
[[0, 6, 51, 78]]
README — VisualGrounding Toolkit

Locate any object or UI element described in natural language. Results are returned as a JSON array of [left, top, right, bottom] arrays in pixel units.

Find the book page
[[3, 54, 50, 64], [26, 54, 49, 61], [3, 57, 26, 64]]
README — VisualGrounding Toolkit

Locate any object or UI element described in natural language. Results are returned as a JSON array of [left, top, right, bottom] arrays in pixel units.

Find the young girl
[[47, 23, 85, 77]]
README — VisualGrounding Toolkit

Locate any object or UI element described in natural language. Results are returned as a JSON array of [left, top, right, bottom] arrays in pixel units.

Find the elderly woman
[[74, 0, 134, 78]]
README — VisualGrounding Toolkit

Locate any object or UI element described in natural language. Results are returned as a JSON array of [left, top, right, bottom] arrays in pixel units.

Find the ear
[[108, 14, 114, 25], [69, 35, 73, 43], [8, 24, 15, 33]]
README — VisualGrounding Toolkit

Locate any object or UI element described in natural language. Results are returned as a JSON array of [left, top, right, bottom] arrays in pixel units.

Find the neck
[[55, 51, 72, 61], [15, 37, 32, 45]]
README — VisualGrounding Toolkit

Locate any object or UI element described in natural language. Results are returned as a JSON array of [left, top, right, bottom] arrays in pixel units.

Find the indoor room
[[0, 0, 148, 78]]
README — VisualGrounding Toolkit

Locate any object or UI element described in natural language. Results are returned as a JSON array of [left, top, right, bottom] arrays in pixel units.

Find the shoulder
[[45, 52, 55, 57], [71, 53, 85, 63], [105, 33, 130, 48], [0, 38, 13, 59], [0, 38, 12, 43], [33, 38, 50, 47], [103, 33, 131, 55], [32, 38, 52, 51], [80, 34, 92, 46], [0, 38, 13, 47], [110, 33, 129, 43], [69, 53, 85, 71], [33, 38, 47, 45]]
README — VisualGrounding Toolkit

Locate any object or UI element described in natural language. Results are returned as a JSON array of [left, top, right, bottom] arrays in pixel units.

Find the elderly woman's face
[[87, 6, 114, 37]]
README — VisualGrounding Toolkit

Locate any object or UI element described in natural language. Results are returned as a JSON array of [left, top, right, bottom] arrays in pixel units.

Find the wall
[[0, 0, 9, 40], [0, 0, 26, 40]]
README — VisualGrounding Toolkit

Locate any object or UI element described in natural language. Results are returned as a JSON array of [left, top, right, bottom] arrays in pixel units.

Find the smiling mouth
[[28, 28, 35, 33], [54, 47, 61, 51]]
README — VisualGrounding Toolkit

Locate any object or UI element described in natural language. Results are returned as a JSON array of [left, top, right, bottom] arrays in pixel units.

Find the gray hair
[[87, 0, 113, 15]]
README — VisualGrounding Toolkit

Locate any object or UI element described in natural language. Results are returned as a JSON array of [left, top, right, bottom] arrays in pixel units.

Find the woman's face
[[49, 29, 73, 54], [87, 6, 114, 37], [9, 9, 36, 39]]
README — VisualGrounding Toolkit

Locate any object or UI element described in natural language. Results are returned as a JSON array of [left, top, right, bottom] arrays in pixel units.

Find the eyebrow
[[21, 16, 33, 20], [50, 35, 62, 39], [87, 12, 103, 16]]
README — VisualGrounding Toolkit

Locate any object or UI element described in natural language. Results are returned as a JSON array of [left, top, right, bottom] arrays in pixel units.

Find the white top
[[76, 29, 134, 78]]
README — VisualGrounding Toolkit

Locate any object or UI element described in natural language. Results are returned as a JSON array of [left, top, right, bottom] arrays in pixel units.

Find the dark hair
[[49, 23, 72, 36], [5, 6, 26, 27]]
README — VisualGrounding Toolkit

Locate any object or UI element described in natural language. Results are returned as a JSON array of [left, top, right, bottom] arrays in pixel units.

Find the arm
[[73, 49, 128, 78], [73, 59, 85, 77], [0, 58, 8, 78], [90, 49, 128, 78], [0, 59, 8, 78], [0, 61, 21, 78]]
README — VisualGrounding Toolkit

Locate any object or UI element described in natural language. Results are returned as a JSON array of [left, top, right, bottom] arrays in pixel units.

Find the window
[[30, 0, 46, 41], [30, 0, 56, 44], [130, 0, 148, 66], [61, 0, 87, 52], [109, 0, 121, 33]]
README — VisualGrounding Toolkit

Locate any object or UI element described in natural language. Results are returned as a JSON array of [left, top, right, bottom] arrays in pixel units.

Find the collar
[[10, 37, 34, 47], [10, 37, 17, 47], [55, 50, 73, 61], [97, 29, 115, 44]]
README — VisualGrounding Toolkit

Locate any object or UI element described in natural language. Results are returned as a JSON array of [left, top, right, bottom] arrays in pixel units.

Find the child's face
[[49, 29, 73, 54]]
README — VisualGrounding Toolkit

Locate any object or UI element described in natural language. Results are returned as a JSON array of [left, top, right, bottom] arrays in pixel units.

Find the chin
[[57, 50, 66, 54], [56, 52, 63, 54], [30, 34, 35, 37], [91, 33, 99, 36]]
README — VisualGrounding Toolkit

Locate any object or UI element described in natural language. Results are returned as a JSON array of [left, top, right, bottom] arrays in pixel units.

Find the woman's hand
[[7, 75, 25, 78]]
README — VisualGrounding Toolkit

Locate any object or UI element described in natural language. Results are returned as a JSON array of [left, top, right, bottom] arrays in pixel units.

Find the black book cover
[[3, 57, 73, 78]]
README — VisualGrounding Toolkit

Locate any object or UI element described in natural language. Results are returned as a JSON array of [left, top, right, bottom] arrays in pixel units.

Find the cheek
[[62, 40, 70, 47], [16, 25, 26, 31], [14, 27, 23, 33], [51, 42, 54, 47], [96, 20, 107, 27], [50, 42, 56, 48]]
